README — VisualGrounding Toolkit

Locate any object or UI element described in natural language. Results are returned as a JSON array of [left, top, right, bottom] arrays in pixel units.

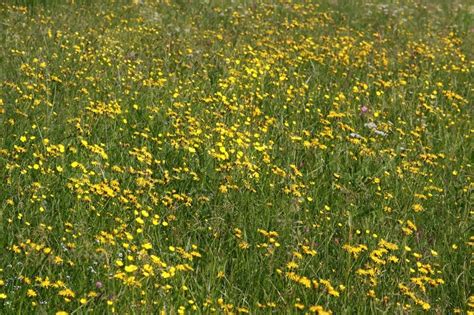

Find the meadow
[[0, 0, 472, 313]]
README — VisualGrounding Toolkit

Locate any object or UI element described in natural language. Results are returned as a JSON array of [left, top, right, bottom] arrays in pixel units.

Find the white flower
[[374, 130, 388, 137], [364, 122, 377, 129], [349, 132, 363, 139]]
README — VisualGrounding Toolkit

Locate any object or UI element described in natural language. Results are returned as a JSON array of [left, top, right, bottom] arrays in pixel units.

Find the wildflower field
[[0, 0, 472, 313]]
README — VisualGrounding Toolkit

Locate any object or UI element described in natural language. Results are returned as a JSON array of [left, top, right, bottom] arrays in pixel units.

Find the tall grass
[[0, 0, 472, 313]]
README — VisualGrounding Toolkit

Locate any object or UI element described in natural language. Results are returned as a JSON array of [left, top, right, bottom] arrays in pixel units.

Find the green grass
[[0, 0, 472, 314]]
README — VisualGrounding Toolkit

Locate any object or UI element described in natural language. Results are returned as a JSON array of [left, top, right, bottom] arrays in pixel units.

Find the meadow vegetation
[[0, 0, 472, 313]]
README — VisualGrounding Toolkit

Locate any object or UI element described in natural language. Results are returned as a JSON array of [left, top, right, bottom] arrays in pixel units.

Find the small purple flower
[[360, 105, 369, 114], [95, 281, 103, 289]]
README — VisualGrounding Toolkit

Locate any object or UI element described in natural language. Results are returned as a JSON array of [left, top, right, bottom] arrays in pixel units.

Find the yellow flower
[[286, 261, 299, 269], [27, 289, 37, 297], [142, 243, 152, 250], [124, 265, 138, 273], [412, 204, 424, 212], [294, 302, 305, 310]]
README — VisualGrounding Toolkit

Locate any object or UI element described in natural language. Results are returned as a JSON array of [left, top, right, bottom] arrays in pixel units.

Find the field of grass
[[0, 0, 472, 313]]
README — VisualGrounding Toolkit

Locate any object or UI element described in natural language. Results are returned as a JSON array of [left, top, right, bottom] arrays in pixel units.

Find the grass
[[0, 0, 472, 313]]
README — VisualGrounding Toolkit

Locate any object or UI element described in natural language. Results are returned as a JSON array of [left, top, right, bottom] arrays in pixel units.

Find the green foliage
[[0, 0, 472, 313]]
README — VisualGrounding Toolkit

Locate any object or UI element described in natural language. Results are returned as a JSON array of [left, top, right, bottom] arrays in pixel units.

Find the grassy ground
[[0, 0, 472, 314]]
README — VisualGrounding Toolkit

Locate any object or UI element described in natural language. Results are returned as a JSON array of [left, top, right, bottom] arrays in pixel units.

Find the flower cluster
[[0, 0, 471, 313]]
